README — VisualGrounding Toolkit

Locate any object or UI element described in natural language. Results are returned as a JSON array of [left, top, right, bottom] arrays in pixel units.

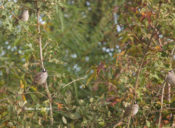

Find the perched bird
[[166, 70, 175, 86], [112, 102, 139, 128], [15, 9, 29, 24], [123, 102, 139, 118], [19, 9, 29, 21], [34, 69, 48, 85]]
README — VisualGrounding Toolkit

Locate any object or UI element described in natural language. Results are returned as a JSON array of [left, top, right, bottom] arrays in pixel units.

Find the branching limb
[[134, 2, 162, 100]]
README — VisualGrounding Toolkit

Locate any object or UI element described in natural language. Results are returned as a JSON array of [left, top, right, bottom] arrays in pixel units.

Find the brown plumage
[[19, 9, 29, 21], [15, 9, 29, 24], [34, 70, 48, 85], [123, 103, 139, 118], [112, 102, 139, 128], [166, 70, 175, 86]]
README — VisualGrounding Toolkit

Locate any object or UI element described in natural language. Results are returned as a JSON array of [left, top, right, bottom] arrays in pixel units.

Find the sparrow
[[34, 69, 48, 85], [15, 9, 29, 24], [20, 9, 29, 21], [123, 102, 139, 118], [166, 70, 175, 86], [112, 102, 139, 128]]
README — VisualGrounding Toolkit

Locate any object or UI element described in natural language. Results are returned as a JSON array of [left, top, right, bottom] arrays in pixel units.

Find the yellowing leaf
[[127, 44, 143, 57], [22, 94, 26, 102], [56, 103, 63, 110], [30, 86, 38, 91], [154, 46, 162, 51], [119, 51, 125, 56], [114, 51, 125, 65], [86, 70, 96, 85], [20, 80, 24, 89]]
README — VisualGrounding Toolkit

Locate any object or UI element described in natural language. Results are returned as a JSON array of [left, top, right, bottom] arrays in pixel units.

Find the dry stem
[[158, 82, 166, 128], [36, 1, 54, 125]]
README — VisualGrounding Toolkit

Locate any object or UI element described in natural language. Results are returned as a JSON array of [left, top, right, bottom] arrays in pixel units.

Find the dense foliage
[[0, 0, 175, 127]]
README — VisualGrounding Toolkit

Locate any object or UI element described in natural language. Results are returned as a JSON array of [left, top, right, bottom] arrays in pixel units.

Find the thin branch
[[36, 1, 53, 125], [167, 83, 171, 106], [127, 116, 131, 128], [158, 81, 166, 128], [0, 98, 8, 102], [36, 6, 44, 70], [171, 47, 175, 70], [168, 35, 175, 126], [43, 41, 49, 50], [171, 47, 175, 57], [166, 108, 175, 110], [62, 77, 86, 88], [134, 2, 162, 100], [113, 121, 123, 128], [134, 22, 159, 92], [44, 83, 54, 125], [22, 92, 47, 97]]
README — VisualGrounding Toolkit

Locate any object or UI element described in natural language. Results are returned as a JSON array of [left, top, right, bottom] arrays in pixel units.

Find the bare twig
[[169, 38, 175, 126], [36, 1, 53, 125], [43, 41, 49, 50], [167, 83, 171, 106], [127, 116, 131, 128], [171, 47, 175, 57], [44, 83, 54, 125], [36, 7, 44, 70], [0, 98, 8, 102], [158, 81, 166, 128], [22, 92, 47, 97], [62, 77, 86, 88], [113, 121, 123, 128]]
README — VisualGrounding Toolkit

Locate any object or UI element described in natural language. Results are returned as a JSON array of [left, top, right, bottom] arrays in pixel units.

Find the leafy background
[[0, 0, 175, 127]]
